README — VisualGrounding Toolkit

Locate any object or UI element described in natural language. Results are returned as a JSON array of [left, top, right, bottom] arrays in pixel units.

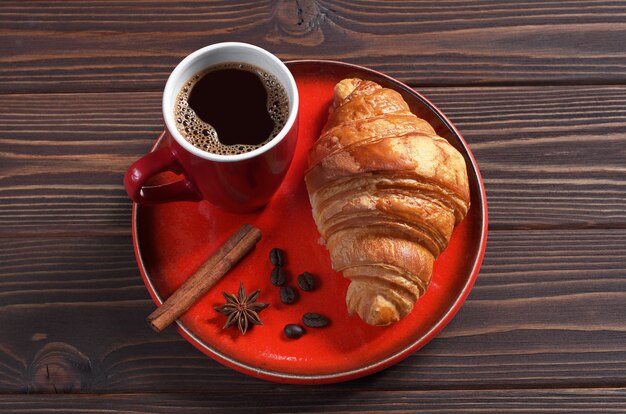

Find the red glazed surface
[[132, 60, 488, 384]]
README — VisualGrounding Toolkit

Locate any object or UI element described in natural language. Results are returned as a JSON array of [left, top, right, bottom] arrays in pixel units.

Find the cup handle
[[124, 146, 202, 204]]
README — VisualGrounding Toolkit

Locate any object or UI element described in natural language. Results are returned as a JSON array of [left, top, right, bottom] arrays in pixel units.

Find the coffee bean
[[270, 267, 286, 286], [297, 272, 315, 291], [284, 324, 305, 339], [302, 313, 329, 328], [279, 285, 297, 304], [269, 248, 284, 266]]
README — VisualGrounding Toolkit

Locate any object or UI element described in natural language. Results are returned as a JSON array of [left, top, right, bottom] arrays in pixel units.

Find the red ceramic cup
[[124, 42, 299, 212]]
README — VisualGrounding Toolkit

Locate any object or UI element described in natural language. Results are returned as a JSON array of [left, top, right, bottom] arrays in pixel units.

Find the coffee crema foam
[[174, 63, 290, 156]]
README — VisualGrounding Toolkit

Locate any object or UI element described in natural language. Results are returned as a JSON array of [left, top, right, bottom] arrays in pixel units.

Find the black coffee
[[174, 62, 290, 155]]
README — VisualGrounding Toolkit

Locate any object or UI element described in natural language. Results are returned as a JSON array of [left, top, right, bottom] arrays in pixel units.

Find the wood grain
[[1, 86, 624, 235], [0, 389, 625, 412], [0, 92, 161, 236], [1, 0, 626, 93], [1, 1, 625, 407], [0, 230, 624, 392]]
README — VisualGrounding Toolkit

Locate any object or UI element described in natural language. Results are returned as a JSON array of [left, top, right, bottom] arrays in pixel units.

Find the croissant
[[304, 78, 471, 326]]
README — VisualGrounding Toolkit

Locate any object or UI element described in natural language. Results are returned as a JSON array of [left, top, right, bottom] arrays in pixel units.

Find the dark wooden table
[[2, 1, 626, 412]]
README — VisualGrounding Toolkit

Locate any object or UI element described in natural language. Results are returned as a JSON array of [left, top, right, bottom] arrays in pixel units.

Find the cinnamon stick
[[147, 223, 262, 332]]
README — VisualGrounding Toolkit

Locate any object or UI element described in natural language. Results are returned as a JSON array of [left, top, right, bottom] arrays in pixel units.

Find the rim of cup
[[162, 42, 299, 163]]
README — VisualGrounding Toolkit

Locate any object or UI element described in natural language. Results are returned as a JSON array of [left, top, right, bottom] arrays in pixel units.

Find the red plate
[[132, 60, 488, 384]]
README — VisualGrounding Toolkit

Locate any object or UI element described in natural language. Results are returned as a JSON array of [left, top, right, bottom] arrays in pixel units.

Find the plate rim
[[132, 59, 489, 384]]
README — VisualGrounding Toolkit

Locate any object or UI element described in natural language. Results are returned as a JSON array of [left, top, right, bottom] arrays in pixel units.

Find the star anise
[[213, 282, 269, 335]]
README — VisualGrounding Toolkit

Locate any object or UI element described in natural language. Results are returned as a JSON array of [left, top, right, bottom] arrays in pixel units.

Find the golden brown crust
[[304, 78, 471, 326]]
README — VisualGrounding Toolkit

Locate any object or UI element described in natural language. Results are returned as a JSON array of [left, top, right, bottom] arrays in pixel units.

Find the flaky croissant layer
[[304, 78, 471, 326]]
